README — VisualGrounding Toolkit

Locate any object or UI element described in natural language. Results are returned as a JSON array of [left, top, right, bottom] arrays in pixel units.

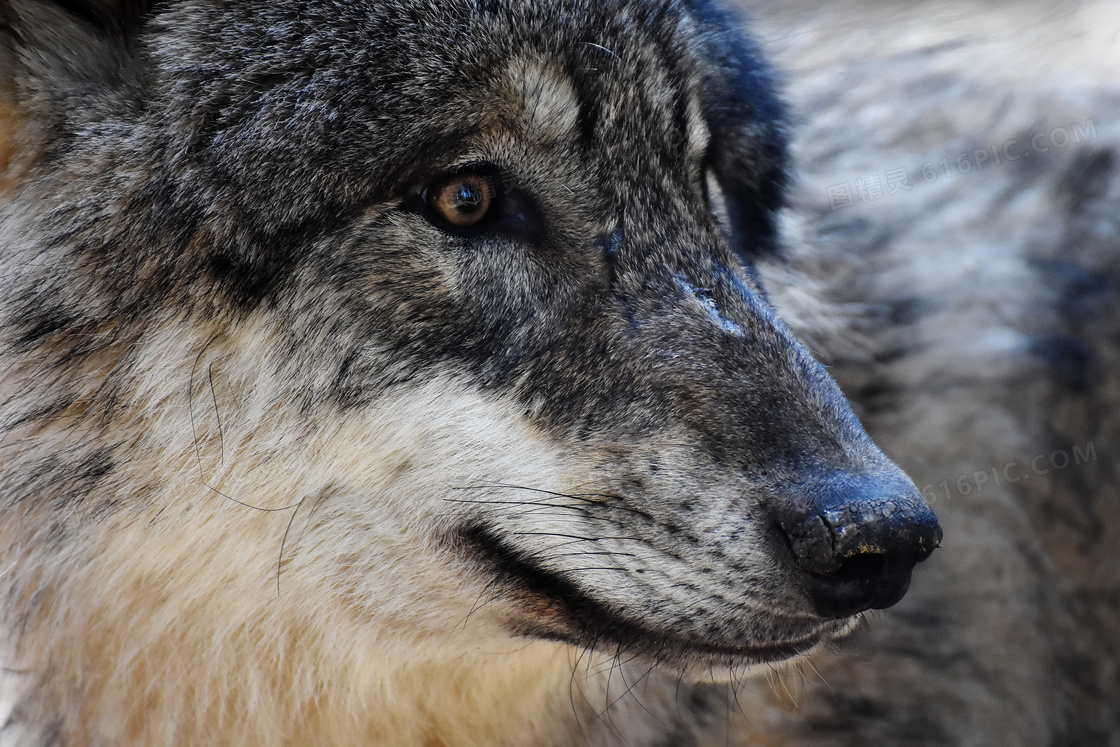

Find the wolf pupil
[[446, 183, 481, 216], [427, 173, 494, 228]]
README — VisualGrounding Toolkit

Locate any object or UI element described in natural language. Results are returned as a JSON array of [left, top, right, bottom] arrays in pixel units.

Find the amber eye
[[425, 172, 495, 228]]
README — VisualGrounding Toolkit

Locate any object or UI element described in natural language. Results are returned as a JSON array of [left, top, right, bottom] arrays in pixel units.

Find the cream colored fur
[[0, 311, 759, 745], [0, 313, 578, 745]]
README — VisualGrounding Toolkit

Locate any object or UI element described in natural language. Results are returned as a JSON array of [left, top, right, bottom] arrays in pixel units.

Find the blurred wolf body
[[733, 1, 1120, 744]]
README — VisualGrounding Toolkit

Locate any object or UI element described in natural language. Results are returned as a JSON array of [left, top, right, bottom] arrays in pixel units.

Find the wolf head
[[0, 0, 939, 689]]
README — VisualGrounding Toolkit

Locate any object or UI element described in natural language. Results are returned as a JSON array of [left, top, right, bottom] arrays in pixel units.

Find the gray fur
[[1, 0, 1115, 744]]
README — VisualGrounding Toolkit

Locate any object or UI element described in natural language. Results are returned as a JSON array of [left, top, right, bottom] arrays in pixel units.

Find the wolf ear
[[687, 0, 789, 264], [1, 0, 157, 39], [0, 0, 157, 88]]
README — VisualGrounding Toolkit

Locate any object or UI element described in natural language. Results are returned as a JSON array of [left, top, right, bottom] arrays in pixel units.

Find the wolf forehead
[[126, 0, 785, 239]]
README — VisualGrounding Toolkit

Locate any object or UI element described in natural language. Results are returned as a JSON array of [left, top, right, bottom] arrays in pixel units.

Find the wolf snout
[[773, 472, 942, 619]]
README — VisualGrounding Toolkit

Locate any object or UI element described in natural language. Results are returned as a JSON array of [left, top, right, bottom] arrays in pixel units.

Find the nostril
[[827, 552, 885, 585], [799, 551, 915, 619]]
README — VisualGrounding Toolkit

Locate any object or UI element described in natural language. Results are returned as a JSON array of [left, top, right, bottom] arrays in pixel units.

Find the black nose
[[774, 471, 942, 619]]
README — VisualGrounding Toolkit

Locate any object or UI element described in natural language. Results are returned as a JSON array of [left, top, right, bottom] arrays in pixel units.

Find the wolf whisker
[[450, 483, 654, 518], [188, 341, 296, 514]]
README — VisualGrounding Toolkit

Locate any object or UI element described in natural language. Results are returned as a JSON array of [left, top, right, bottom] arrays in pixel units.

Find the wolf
[[1, 0, 1114, 745], [0, 1, 944, 744]]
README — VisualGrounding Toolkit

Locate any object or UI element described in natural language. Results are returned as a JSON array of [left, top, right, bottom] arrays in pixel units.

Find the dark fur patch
[[46, 0, 156, 36]]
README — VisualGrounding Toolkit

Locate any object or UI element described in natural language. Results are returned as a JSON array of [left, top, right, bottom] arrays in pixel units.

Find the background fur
[[733, 0, 1120, 743]]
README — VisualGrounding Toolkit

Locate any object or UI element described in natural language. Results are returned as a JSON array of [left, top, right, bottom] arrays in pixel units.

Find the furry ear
[[0, 2, 27, 185], [0, 0, 157, 87], [687, 0, 789, 264]]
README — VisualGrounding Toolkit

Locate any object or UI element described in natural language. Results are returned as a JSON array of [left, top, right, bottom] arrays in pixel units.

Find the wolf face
[[0, 0, 940, 742]]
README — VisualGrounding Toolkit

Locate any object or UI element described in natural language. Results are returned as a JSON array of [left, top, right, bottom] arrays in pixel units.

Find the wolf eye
[[425, 172, 495, 228], [415, 166, 542, 243]]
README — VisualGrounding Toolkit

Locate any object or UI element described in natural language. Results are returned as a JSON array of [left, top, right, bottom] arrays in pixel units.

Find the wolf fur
[[0, 0, 1117, 745], [0, 1, 944, 743]]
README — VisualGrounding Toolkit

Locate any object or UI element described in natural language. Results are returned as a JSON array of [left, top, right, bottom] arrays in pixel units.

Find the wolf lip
[[667, 625, 842, 665], [458, 522, 840, 665]]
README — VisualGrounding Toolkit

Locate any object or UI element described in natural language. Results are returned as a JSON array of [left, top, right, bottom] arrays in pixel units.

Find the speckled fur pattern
[[1, 0, 1116, 744], [0, 1, 921, 744]]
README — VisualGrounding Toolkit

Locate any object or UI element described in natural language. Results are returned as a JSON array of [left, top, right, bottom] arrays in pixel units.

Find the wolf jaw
[[0, 0, 939, 744]]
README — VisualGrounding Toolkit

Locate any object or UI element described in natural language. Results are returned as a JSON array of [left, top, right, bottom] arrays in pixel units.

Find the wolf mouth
[[458, 523, 844, 666]]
